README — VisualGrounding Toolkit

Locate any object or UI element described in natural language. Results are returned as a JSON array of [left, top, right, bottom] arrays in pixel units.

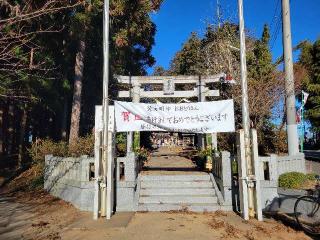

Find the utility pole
[[102, 0, 110, 218], [237, 0, 255, 218], [282, 0, 299, 155]]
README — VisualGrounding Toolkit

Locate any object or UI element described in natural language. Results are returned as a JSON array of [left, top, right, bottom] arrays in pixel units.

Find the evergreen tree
[[299, 38, 320, 130], [169, 32, 202, 75]]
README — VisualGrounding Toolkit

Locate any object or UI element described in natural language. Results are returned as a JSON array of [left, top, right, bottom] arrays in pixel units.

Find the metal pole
[[282, 0, 299, 155], [237, 0, 255, 218], [101, 0, 109, 217]]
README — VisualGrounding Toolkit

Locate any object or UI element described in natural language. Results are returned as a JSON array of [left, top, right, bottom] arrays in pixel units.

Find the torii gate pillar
[[127, 81, 141, 153]]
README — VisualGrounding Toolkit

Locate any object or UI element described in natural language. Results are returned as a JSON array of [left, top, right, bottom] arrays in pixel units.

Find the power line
[[270, 0, 282, 49]]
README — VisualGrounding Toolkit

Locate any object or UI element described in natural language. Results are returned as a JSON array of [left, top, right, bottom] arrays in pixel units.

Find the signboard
[[114, 100, 235, 133], [163, 78, 175, 95], [94, 105, 115, 132]]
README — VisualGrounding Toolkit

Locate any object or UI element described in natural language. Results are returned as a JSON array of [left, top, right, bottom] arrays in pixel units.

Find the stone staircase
[[137, 174, 221, 212]]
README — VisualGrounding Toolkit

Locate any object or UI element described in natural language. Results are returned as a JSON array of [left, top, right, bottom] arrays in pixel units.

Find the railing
[[212, 151, 232, 207]]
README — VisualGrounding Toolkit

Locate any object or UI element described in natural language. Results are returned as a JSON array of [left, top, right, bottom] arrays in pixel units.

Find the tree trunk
[[7, 103, 14, 155], [0, 103, 3, 156], [69, 39, 86, 145], [2, 101, 8, 156], [61, 96, 68, 141], [18, 105, 28, 169]]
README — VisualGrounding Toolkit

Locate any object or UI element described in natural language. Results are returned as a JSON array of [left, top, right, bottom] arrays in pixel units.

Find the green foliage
[[134, 147, 150, 163], [305, 173, 317, 181], [133, 132, 140, 151], [278, 172, 314, 189], [170, 32, 203, 75], [298, 38, 320, 130], [1, 0, 163, 165], [116, 133, 127, 156], [197, 147, 213, 159], [169, 22, 279, 153]]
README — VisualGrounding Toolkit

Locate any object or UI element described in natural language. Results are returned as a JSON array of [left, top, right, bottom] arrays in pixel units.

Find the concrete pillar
[[211, 133, 218, 151], [282, 0, 299, 155], [197, 77, 206, 149], [127, 132, 132, 153], [132, 81, 140, 150]]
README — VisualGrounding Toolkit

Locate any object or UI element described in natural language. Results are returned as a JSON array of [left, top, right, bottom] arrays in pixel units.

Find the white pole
[[237, 0, 255, 218], [101, 0, 110, 218], [282, 0, 299, 155]]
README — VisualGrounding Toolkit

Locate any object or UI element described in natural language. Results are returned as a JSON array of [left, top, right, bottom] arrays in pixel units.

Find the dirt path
[[0, 194, 80, 240], [0, 193, 314, 240]]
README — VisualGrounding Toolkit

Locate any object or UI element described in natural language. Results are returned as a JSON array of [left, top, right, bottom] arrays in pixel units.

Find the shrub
[[305, 173, 317, 181], [116, 133, 127, 157], [28, 134, 94, 165], [279, 172, 311, 189], [68, 134, 94, 157], [197, 147, 213, 159], [29, 139, 68, 165], [134, 147, 150, 162]]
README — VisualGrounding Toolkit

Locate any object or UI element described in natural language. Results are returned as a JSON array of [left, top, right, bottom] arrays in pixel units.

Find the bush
[[28, 134, 94, 165], [278, 172, 314, 189], [197, 147, 213, 159], [305, 173, 317, 181], [134, 147, 150, 162], [68, 134, 94, 157], [29, 139, 68, 165], [116, 133, 127, 157]]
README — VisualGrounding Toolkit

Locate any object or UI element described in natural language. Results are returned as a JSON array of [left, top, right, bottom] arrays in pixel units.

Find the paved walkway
[[142, 147, 204, 175]]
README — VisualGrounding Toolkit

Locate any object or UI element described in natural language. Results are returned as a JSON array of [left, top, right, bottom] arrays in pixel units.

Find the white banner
[[114, 100, 235, 133]]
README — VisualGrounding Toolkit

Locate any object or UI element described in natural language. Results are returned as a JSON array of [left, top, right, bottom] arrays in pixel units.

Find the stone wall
[[212, 151, 233, 209], [116, 152, 140, 211], [212, 149, 306, 211], [44, 155, 95, 211], [258, 153, 306, 209]]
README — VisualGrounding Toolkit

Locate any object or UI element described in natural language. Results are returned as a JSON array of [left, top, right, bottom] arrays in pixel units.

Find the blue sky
[[147, 0, 320, 73]]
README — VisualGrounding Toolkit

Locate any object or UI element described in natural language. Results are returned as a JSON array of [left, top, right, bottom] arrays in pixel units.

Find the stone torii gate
[[115, 73, 229, 151]]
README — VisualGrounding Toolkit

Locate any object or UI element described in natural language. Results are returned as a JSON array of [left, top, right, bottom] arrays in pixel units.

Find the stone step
[[139, 195, 218, 204], [140, 174, 210, 181], [141, 180, 213, 189], [140, 188, 216, 196], [138, 203, 222, 212]]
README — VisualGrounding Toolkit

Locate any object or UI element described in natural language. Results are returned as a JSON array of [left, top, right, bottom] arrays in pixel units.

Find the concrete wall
[[44, 155, 95, 211], [212, 151, 232, 208], [216, 143, 306, 212], [258, 153, 306, 209], [116, 152, 139, 211]]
